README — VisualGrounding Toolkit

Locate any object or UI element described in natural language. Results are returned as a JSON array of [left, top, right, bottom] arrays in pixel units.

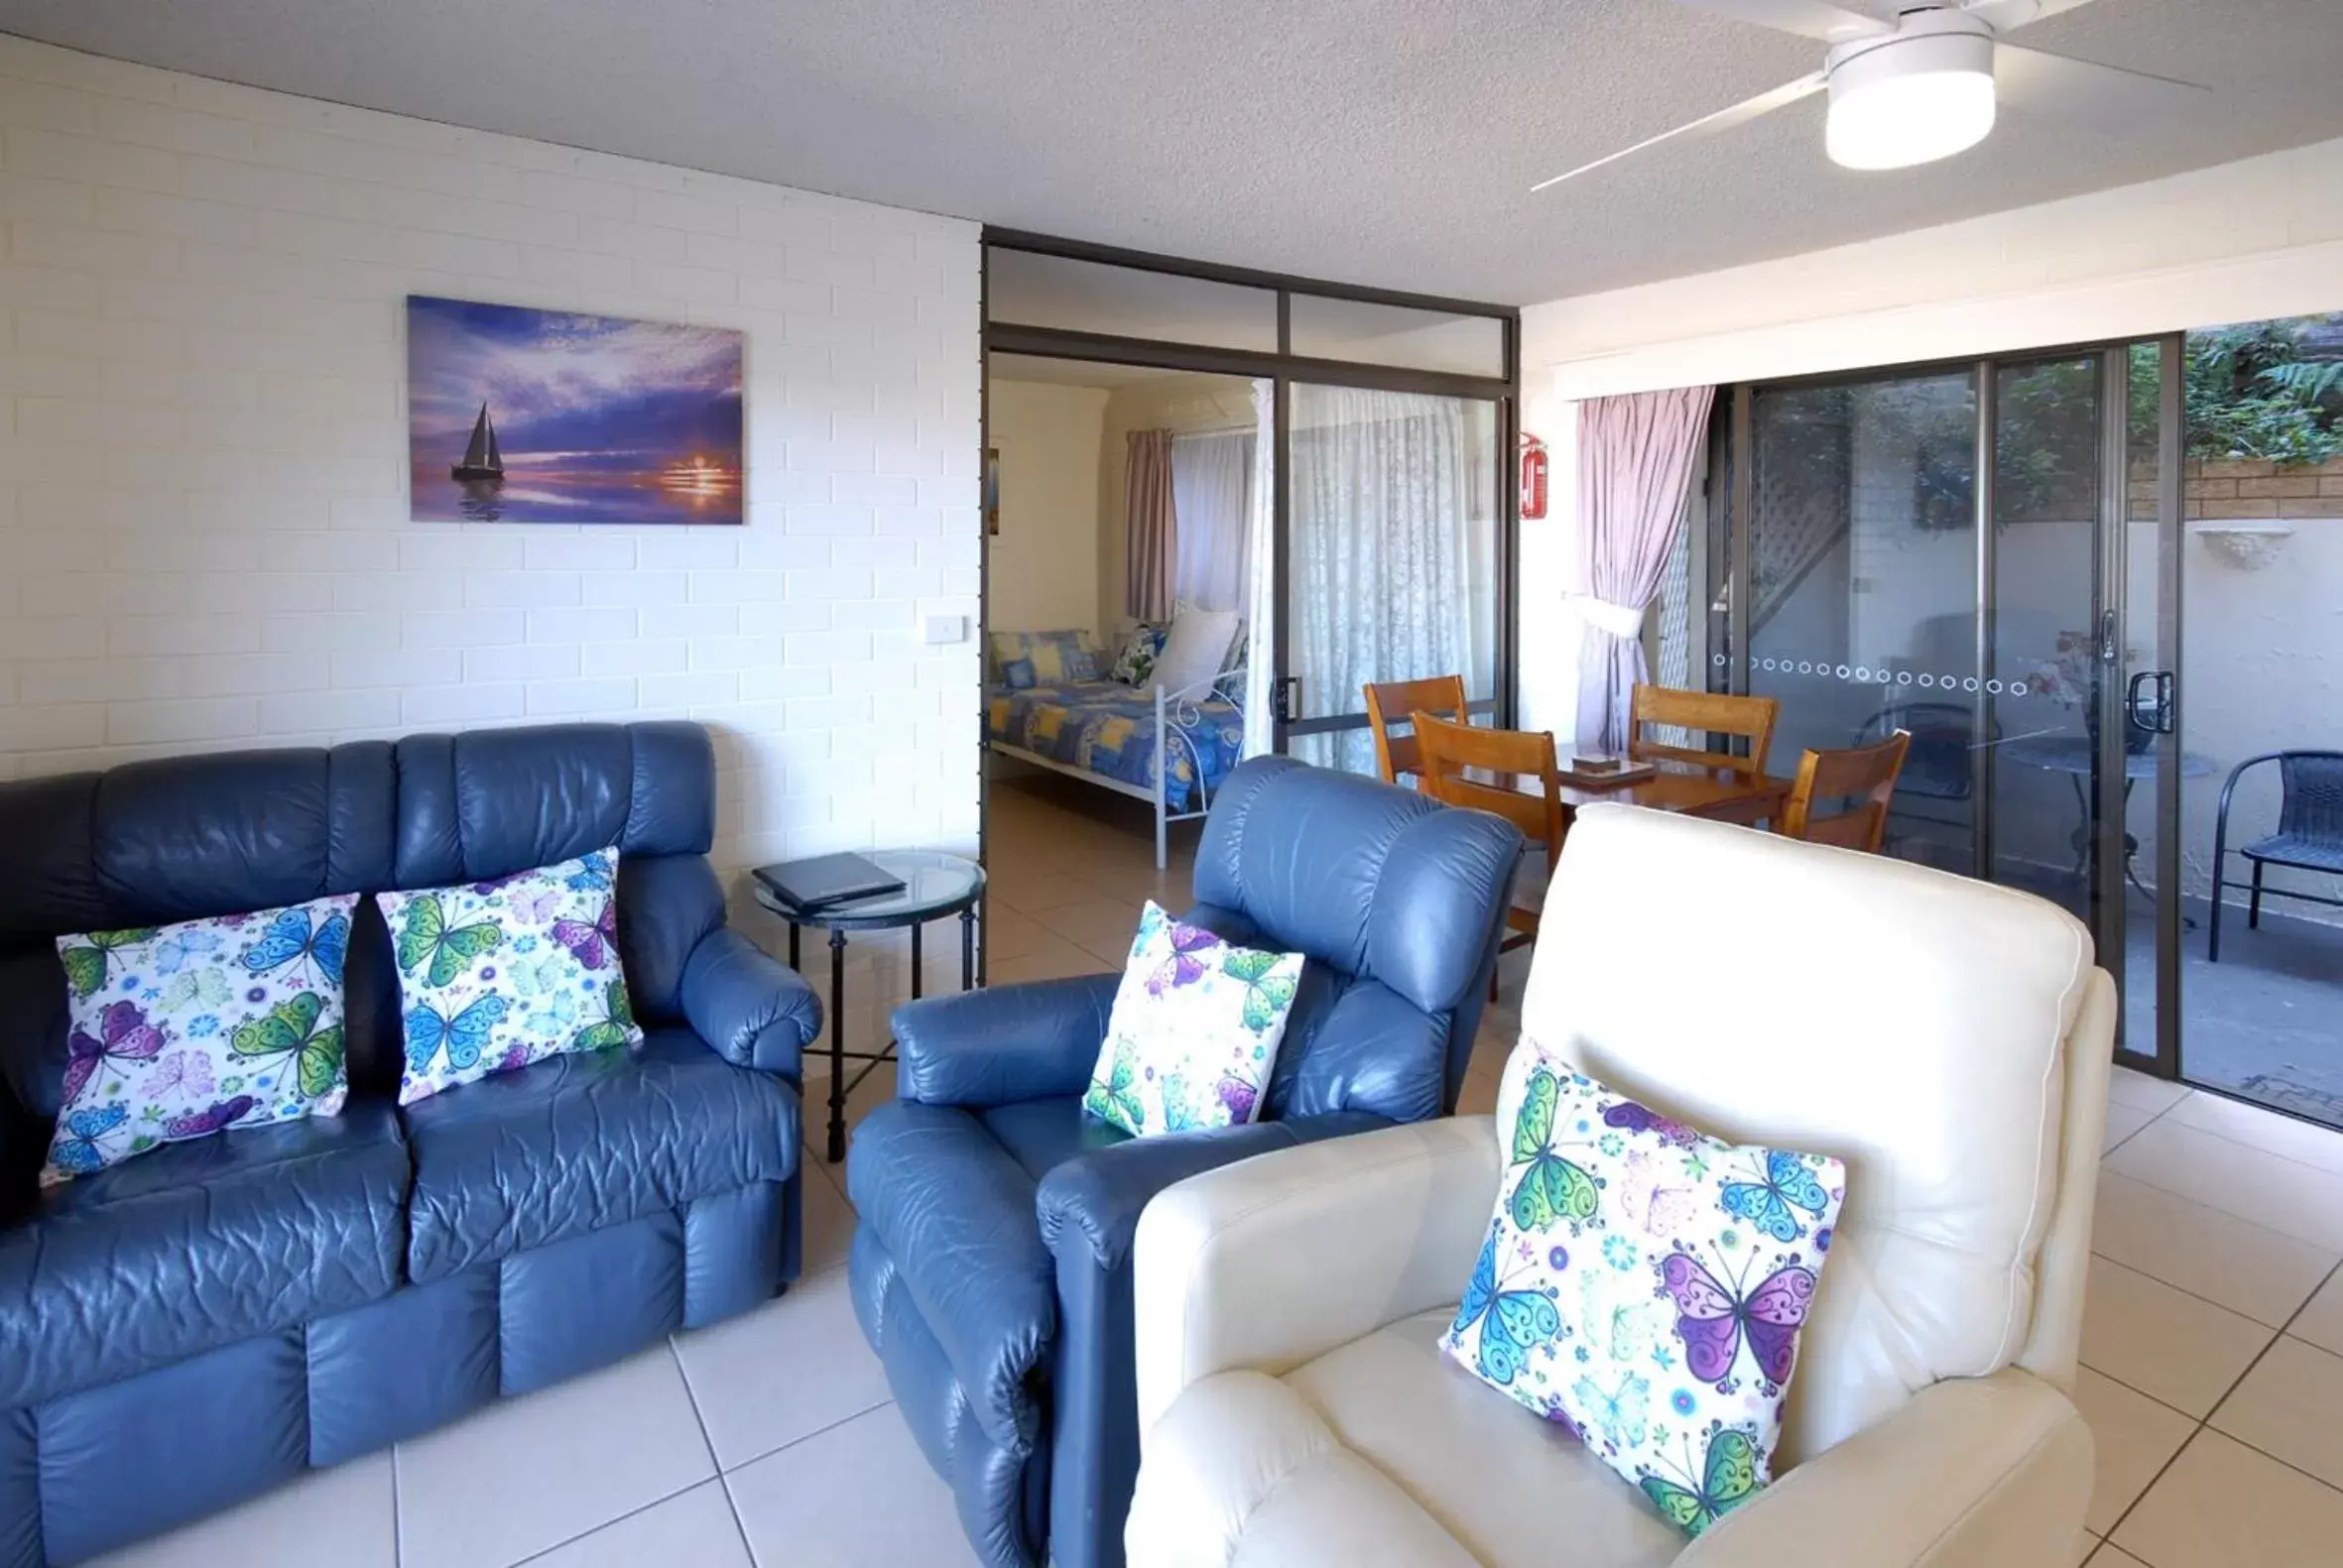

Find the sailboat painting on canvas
[[407, 296, 744, 525]]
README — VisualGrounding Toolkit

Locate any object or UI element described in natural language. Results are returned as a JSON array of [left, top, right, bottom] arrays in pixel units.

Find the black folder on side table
[[753, 853, 906, 912]]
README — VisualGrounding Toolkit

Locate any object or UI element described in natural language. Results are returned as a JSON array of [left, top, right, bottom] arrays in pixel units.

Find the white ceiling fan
[[1534, 0, 2207, 190]]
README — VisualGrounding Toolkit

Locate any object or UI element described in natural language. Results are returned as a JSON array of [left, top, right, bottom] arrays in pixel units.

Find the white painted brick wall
[[0, 37, 985, 1050], [0, 35, 982, 857]]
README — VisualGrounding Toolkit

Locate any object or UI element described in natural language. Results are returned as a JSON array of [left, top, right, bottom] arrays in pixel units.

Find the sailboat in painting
[[451, 402, 505, 482]]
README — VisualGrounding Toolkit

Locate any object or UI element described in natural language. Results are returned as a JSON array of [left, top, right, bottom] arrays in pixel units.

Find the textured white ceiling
[[6, 0, 2343, 304]]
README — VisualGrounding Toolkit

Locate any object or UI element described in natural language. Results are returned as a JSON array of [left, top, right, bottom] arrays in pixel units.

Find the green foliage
[[2178, 318, 2343, 465]]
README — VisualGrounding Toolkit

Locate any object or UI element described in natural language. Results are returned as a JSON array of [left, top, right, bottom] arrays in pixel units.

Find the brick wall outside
[[2128, 456, 2343, 522]]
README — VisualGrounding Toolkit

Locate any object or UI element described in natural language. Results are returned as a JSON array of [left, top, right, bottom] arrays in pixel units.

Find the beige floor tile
[[2102, 1101, 2155, 1153], [523, 1481, 751, 1568], [1457, 1069, 1499, 1117], [2091, 1170, 2339, 1327], [987, 936, 1112, 985], [2292, 1269, 2343, 1357], [986, 867, 1107, 914], [2090, 1546, 2152, 1567], [395, 1344, 714, 1568], [1034, 896, 1144, 964], [2073, 1368, 2196, 1536], [2113, 1430, 2343, 1568], [726, 1403, 981, 1567], [2107, 1069, 2191, 1116], [672, 1269, 891, 1472], [2210, 1335, 2343, 1491], [2166, 1092, 2343, 1177], [978, 905, 1056, 963], [2069, 1532, 2099, 1567], [800, 1154, 856, 1276], [2080, 1256, 2274, 1417], [2104, 1120, 2343, 1252]]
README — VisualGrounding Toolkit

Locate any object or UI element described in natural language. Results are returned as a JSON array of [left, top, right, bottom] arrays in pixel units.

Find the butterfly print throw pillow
[[1440, 1038, 1846, 1538], [44, 892, 362, 1184], [1082, 900, 1304, 1139], [376, 845, 642, 1106]]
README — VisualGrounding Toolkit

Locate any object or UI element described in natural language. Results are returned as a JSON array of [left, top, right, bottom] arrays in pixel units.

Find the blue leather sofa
[[846, 757, 1524, 1568], [0, 721, 821, 1566]]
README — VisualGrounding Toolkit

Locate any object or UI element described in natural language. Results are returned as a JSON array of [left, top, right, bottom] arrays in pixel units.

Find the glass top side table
[[751, 849, 985, 1162]]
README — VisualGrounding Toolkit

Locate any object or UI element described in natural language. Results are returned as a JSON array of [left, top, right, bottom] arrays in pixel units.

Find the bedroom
[[977, 243, 1513, 988], [980, 355, 1261, 985]]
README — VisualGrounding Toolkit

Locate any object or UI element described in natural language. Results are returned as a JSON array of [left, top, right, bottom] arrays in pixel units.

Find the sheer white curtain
[[1290, 385, 1493, 775], [1169, 429, 1254, 613]]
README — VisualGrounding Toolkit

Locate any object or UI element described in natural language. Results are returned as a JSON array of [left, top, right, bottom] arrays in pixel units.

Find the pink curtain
[[1125, 428, 1177, 622], [1573, 387, 1716, 752]]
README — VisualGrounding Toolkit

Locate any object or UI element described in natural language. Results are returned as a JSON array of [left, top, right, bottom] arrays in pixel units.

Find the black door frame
[[978, 228, 1523, 762], [1709, 336, 2189, 1077]]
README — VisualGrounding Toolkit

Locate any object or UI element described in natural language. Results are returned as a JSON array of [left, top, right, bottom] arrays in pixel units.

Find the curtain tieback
[[1568, 595, 1647, 640]]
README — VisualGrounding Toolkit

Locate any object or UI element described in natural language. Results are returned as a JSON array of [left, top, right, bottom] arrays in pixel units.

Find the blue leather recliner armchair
[[0, 721, 821, 1566], [846, 757, 1524, 1568]]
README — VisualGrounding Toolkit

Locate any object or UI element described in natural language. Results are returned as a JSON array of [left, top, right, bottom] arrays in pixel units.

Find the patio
[[2125, 898, 2343, 1124]]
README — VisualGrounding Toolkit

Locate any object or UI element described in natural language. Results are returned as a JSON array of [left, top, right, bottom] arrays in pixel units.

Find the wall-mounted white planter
[[2191, 521, 2294, 571]]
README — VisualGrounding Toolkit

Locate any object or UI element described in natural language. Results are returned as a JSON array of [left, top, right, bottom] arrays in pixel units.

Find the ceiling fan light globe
[[1826, 67, 1997, 168], [1824, 18, 1998, 171]]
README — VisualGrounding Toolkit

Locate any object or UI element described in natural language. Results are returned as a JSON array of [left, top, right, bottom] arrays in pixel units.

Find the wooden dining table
[[1471, 760, 1790, 828]]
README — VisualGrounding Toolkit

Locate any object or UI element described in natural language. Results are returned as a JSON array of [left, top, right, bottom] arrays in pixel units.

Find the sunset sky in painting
[[407, 296, 743, 524]]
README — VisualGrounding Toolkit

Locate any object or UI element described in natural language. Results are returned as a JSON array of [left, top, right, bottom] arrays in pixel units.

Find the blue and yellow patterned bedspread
[[986, 680, 1245, 809]]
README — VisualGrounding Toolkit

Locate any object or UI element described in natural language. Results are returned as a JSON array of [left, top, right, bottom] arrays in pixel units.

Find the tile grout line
[[2083, 1244, 2335, 1334], [2142, 1101, 2343, 1179], [2092, 1252, 2343, 1557], [712, 1393, 897, 1480]]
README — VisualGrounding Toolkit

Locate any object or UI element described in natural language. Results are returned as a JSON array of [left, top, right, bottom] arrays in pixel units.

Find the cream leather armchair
[[1125, 803, 2115, 1568]]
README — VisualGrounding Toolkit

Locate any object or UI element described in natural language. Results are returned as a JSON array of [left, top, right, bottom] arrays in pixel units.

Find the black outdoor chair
[[2209, 750, 2343, 962], [1858, 701, 1984, 860]]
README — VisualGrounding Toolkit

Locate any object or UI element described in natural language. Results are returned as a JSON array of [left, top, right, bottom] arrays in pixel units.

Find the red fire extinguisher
[[1520, 431, 1548, 521]]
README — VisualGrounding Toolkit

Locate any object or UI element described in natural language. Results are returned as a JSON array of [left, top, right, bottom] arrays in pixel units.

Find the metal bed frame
[[987, 657, 1248, 869]]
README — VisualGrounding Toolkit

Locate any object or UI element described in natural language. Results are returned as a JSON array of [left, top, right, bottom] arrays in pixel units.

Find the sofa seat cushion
[[0, 1100, 408, 1409], [402, 1027, 797, 1282], [847, 1098, 1059, 1452], [1136, 1309, 1683, 1568]]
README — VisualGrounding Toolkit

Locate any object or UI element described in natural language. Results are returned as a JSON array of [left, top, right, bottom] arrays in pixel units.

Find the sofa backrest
[[1512, 803, 2115, 1471], [1187, 757, 1523, 1123], [0, 722, 722, 1150]]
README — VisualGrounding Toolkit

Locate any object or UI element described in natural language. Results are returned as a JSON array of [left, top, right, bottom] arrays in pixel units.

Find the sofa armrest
[[1132, 1116, 1500, 1436], [895, 974, 1119, 1108], [1676, 1370, 2091, 1568], [1037, 1112, 1389, 1278], [679, 928, 822, 1078]]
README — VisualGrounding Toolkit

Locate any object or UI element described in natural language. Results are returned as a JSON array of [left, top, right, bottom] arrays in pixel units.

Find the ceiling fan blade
[[1533, 70, 1826, 192], [1962, 0, 2104, 34], [1994, 43, 2209, 134], [1673, 0, 1890, 43]]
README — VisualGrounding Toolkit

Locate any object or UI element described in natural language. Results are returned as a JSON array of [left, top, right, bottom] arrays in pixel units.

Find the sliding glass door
[[1284, 386, 1502, 774], [1719, 341, 2180, 1069]]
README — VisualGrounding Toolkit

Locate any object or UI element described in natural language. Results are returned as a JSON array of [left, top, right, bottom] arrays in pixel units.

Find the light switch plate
[[922, 614, 966, 645]]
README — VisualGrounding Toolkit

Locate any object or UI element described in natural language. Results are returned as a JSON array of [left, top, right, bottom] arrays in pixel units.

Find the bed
[[984, 630, 1247, 868]]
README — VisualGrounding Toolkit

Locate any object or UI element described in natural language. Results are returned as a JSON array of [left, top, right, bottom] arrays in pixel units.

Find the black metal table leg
[[910, 920, 923, 1003], [827, 928, 847, 1163], [961, 905, 976, 991], [788, 920, 800, 972]]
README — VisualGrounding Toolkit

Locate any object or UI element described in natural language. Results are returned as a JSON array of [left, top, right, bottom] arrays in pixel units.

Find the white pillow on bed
[[1150, 603, 1240, 697]]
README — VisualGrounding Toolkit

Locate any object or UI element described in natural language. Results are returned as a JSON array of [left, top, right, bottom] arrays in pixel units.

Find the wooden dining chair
[[1363, 674, 1468, 786], [1628, 685, 1782, 781], [1782, 730, 1912, 853], [1413, 711, 1568, 984]]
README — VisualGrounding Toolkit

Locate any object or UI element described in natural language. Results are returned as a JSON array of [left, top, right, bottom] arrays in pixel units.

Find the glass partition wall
[[983, 233, 1520, 777]]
